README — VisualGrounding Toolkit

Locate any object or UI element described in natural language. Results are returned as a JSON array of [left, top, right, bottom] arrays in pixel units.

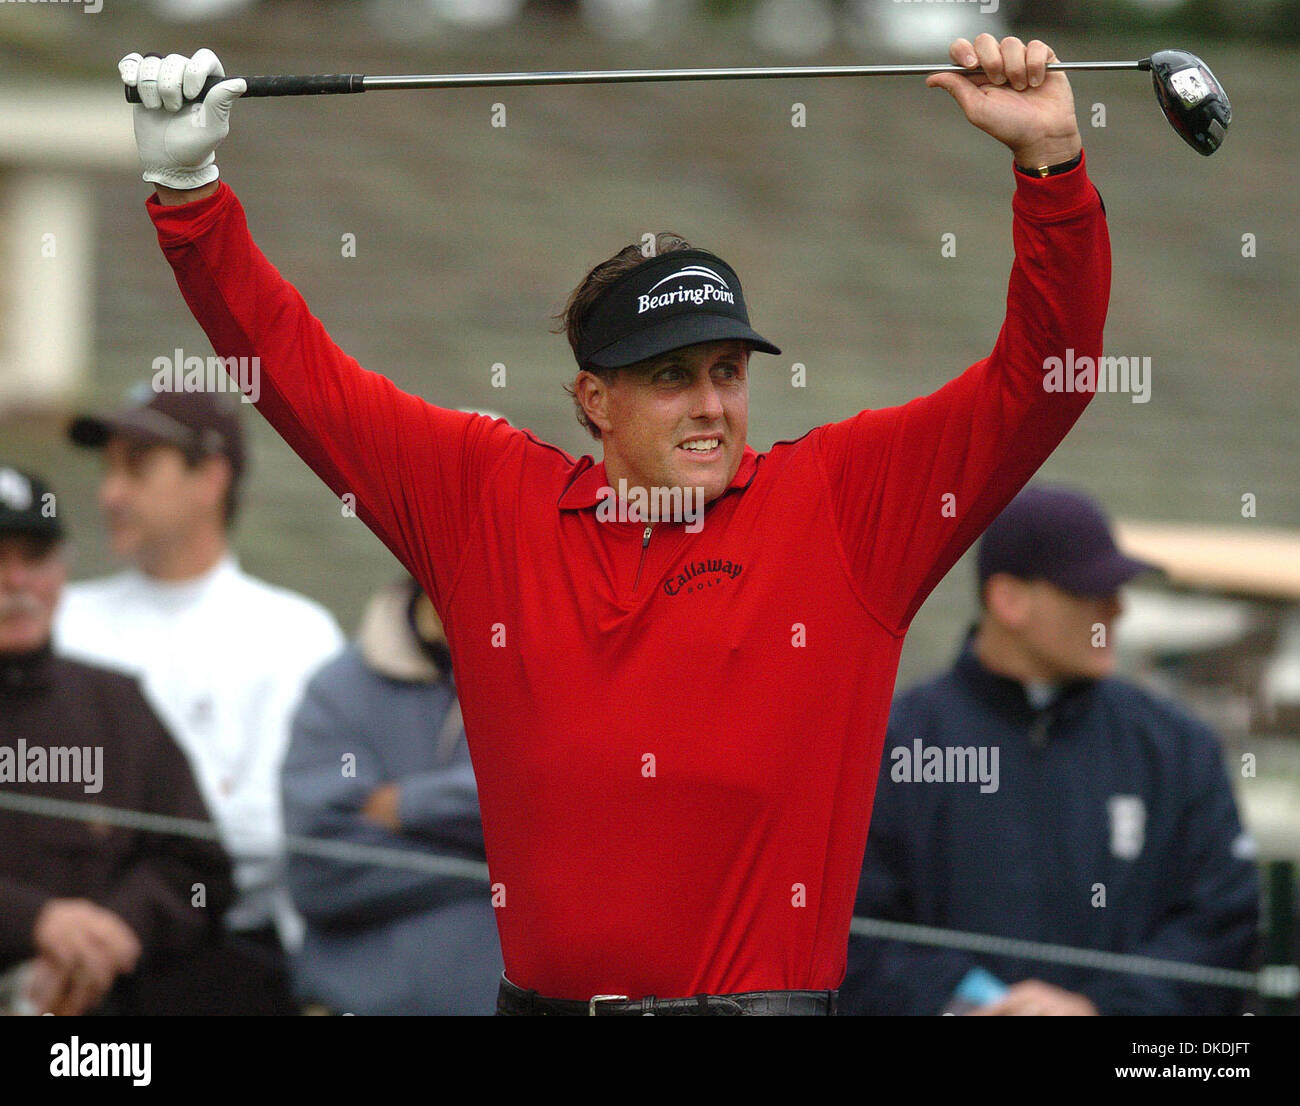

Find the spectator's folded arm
[[282, 674, 480, 927]]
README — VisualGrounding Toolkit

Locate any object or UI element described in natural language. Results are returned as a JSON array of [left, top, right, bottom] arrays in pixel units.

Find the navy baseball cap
[[575, 248, 781, 370], [0, 466, 63, 542], [977, 486, 1158, 597]]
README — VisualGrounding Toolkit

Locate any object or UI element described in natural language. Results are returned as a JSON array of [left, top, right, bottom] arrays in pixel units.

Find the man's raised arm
[[818, 35, 1109, 633], [120, 49, 517, 613]]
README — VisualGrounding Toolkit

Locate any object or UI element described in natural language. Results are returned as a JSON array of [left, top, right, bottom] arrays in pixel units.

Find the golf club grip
[[124, 73, 366, 104]]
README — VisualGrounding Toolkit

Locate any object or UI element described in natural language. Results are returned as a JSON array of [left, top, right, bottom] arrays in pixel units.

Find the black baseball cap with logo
[[575, 248, 781, 370], [0, 466, 64, 542], [67, 384, 246, 479]]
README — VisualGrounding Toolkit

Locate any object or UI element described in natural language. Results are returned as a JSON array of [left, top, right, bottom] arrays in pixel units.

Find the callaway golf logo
[[637, 265, 735, 314], [663, 556, 744, 597]]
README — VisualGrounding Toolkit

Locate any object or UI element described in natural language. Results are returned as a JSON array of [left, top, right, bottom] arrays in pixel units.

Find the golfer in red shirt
[[123, 33, 1110, 1014]]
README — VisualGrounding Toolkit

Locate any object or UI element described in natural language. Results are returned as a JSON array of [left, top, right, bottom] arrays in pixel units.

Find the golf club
[[125, 49, 1232, 156]]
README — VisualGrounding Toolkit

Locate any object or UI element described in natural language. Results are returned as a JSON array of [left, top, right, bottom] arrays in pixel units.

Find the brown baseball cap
[[68, 385, 246, 479]]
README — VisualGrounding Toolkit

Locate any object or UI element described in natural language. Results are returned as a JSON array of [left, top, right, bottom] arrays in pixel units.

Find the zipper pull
[[632, 524, 654, 594]]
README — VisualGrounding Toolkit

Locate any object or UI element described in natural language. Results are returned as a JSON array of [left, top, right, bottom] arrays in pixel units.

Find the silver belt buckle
[[588, 993, 629, 1015]]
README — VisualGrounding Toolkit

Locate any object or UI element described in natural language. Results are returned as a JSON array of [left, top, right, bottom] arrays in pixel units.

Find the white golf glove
[[119, 49, 246, 189]]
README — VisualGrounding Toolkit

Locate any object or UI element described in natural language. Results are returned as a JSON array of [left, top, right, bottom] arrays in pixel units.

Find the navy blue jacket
[[841, 640, 1259, 1015]]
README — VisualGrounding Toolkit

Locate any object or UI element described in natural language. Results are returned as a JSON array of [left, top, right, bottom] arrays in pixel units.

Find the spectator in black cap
[[0, 465, 234, 1015], [841, 485, 1260, 1016], [54, 385, 345, 1014], [0, 466, 63, 655]]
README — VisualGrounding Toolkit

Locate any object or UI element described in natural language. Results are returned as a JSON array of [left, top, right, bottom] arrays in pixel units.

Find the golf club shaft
[[126, 58, 1151, 103], [367, 59, 1149, 88]]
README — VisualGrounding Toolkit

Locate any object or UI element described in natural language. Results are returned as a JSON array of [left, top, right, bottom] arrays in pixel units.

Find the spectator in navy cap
[[841, 485, 1260, 1016], [971, 483, 1158, 686]]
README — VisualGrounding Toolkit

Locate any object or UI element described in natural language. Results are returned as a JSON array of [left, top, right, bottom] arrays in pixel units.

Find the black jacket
[[0, 643, 234, 1012]]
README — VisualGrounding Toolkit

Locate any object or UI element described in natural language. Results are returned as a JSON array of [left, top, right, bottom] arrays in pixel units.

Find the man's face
[[1013, 578, 1124, 681], [97, 437, 219, 562], [587, 339, 750, 506], [0, 535, 65, 653]]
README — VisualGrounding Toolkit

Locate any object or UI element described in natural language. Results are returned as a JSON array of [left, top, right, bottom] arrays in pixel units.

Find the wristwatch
[[1015, 152, 1083, 178]]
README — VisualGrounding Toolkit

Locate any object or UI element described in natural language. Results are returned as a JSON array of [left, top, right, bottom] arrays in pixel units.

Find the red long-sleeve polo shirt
[[149, 155, 1109, 1000]]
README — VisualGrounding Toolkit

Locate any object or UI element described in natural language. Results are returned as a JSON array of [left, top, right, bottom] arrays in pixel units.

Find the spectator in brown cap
[[0, 464, 233, 1015], [66, 384, 248, 571], [55, 385, 344, 1014]]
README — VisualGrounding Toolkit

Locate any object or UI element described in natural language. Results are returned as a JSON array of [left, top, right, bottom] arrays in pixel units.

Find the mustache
[[0, 593, 45, 620]]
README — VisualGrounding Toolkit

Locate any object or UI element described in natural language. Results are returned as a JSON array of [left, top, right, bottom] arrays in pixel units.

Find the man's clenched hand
[[927, 35, 1083, 171], [120, 49, 245, 194], [32, 898, 142, 1015]]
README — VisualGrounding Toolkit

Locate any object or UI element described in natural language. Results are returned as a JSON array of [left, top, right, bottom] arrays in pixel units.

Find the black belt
[[496, 975, 837, 1016]]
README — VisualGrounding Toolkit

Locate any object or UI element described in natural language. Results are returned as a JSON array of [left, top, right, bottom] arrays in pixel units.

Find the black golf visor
[[575, 248, 781, 370]]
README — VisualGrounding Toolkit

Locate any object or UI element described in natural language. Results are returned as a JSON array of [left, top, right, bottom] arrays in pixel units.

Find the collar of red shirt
[[557, 445, 760, 510]]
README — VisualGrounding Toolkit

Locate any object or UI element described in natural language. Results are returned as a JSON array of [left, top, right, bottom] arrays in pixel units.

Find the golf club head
[[1149, 50, 1231, 155]]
